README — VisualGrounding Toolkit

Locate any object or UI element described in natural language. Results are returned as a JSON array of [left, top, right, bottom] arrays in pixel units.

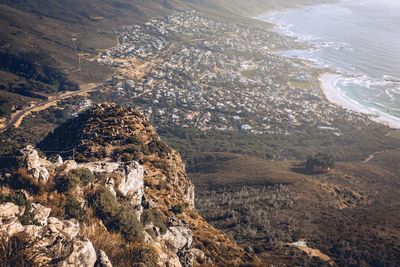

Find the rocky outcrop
[[20, 145, 51, 183], [164, 225, 194, 267], [78, 161, 144, 209], [31, 203, 51, 226], [19, 145, 145, 209], [0, 202, 102, 267], [118, 161, 144, 201], [0, 202, 24, 237]]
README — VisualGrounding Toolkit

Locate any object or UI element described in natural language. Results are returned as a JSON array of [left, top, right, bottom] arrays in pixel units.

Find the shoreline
[[256, 3, 400, 130], [319, 73, 400, 129]]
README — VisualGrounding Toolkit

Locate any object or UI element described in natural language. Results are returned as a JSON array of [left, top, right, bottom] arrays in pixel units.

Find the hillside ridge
[[0, 104, 257, 266]]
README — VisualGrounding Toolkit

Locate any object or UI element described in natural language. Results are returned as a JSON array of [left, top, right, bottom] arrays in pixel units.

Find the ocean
[[261, 0, 400, 128]]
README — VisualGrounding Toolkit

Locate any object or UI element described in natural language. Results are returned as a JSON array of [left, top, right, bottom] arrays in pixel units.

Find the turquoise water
[[262, 0, 400, 120]]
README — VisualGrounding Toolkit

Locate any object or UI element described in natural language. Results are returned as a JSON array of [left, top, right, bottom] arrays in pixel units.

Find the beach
[[260, 0, 400, 130], [319, 73, 400, 129]]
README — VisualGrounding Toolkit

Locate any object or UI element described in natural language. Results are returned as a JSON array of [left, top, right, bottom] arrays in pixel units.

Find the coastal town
[[0, 9, 375, 142], [90, 9, 370, 136]]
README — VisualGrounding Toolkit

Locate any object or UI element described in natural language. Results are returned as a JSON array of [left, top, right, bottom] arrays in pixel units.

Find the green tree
[[306, 153, 335, 174]]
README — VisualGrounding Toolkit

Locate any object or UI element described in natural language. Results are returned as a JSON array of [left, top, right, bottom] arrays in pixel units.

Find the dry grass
[[81, 218, 158, 267], [32, 192, 67, 218], [189, 153, 298, 187], [0, 233, 36, 267]]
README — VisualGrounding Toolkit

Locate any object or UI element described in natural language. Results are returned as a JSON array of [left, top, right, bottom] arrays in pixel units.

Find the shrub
[[64, 198, 87, 222], [88, 186, 144, 241], [94, 148, 107, 159], [19, 205, 40, 226], [253, 245, 265, 254], [171, 204, 184, 214], [141, 200, 150, 209], [140, 208, 167, 234], [55, 172, 80, 193], [140, 209, 153, 226], [152, 159, 170, 173], [72, 168, 95, 185], [151, 209, 168, 234], [88, 186, 119, 222], [125, 136, 140, 145], [148, 140, 171, 157], [120, 153, 134, 162], [117, 207, 144, 241], [0, 192, 29, 207], [128, 244, 159, 266]]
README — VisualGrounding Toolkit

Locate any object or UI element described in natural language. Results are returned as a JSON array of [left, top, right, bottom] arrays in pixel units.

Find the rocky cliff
[[0, 104, 257, 266]]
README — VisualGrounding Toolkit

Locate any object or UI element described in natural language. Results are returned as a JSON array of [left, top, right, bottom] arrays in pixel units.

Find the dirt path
[[363, 150, 389, 163], [288, 240, 335, 265], [363, 154, 376, 163]]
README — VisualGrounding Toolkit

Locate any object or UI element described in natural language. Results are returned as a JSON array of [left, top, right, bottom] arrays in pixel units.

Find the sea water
[[261, 0, 400, 127]]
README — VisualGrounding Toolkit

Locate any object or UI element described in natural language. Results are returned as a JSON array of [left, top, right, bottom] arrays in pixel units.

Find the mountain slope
[[0, 104, 257, 266]]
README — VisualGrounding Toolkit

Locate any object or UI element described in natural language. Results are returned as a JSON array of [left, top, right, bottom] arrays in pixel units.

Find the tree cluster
[[306, 153, 335, 174]]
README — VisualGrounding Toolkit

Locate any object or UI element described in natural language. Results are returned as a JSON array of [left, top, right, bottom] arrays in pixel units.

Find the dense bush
[[196, 185, 293, 244], [55, 168, 95, 192], [141, 208, 167, 235], [72, 168, 95, 185], [148, 140, 171, 158], [88, 186, 144, 241], [55, 173, 80, 193], [152, 159, 170, 173], [0, 191, 29, 207], [18, 205, 39, 226], [88, 186, 119, 221], [117, 207, 144, 241], [306, 153, 335, 174], [64, 198, 87, 222], [171, 204, 184, 214]]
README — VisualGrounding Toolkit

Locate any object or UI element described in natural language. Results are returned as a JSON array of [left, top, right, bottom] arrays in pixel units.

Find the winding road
[[0, 83, 99, 134]]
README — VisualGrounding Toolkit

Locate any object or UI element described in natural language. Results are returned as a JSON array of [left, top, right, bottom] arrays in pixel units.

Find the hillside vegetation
[[192, 152, 400, 266]]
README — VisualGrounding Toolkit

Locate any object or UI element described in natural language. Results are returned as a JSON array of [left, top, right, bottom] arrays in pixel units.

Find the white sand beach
[[319, 74, 400, 129]]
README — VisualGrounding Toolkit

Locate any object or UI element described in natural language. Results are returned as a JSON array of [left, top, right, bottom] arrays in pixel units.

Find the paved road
[[0, 84, 99, 134], [0, 106, 35, 133]]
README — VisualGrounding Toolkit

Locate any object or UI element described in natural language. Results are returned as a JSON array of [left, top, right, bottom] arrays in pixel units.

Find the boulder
[[47, 217, 80, 240], [20, 145, 51, 183], [96, 250, 113, 267], [30, 203, 51, 226], [0, 202, 25, 236], [183, 184, 195, 209], [62, 160, 78, 175], [163, 225, 193, 253], [0, 202, 110, 267], [63, 238, 97, 267]]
